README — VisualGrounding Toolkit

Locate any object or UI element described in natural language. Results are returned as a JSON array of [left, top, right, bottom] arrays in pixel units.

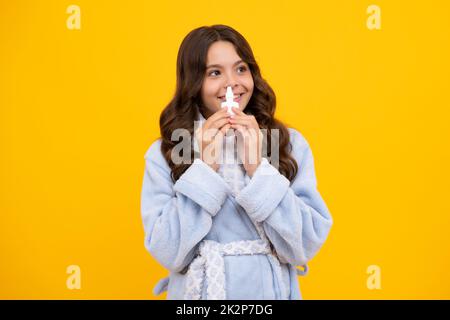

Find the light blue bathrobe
[[140, 127, 333, 300]]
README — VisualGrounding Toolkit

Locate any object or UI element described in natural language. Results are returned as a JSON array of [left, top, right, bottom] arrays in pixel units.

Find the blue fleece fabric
[[140, 128, 333, 299]]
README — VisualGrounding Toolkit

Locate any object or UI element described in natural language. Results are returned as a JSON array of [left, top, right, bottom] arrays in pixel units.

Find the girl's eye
[[208, 65, 247, 77], [237, 66, 247, 73], [209, 70, 220, 77]]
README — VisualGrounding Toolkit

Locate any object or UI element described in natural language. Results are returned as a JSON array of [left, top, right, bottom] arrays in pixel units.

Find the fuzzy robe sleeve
[[235, 128, 333, 268], [140, 139, 230, 273]]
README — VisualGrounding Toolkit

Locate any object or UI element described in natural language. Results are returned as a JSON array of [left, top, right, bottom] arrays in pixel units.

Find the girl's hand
[[228, 107, 263, 177], [194, 108, 231, 171]]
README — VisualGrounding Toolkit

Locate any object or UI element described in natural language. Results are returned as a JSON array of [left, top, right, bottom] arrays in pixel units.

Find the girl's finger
[[232, 107, 244, 115], [201, 127, 221, 142], [230, 124, 248, 137], [231, 124, 261, 144], [204, 108, 230, 129], [220, 123, 232, 135], [210, 118, 230, 130], [229, 117, 252, 127], [231, 108, 259, 127]]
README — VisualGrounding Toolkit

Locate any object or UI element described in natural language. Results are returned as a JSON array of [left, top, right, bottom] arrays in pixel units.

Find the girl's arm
[[141, 139, 230, 273], [235, 129, 333, 267]]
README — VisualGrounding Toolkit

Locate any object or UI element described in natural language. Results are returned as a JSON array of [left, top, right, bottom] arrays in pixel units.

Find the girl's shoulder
[[143, 138, 168, 168], [287, 127, 311, 157]]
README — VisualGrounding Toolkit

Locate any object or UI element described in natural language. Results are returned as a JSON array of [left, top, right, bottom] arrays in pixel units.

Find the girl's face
[[200, 41, 254, 118]]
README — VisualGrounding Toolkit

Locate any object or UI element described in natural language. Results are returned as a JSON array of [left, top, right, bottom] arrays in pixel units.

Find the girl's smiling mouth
[[218, 92, 244, 102]]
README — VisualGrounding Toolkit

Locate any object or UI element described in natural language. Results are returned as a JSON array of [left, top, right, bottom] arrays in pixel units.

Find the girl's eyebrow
[[206, 60, 244, 69]]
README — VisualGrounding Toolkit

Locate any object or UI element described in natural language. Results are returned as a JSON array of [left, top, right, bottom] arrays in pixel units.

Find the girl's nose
[[224, 81, 238, 91], [224, 72, 239, 89], [224, 85, 237, 93]]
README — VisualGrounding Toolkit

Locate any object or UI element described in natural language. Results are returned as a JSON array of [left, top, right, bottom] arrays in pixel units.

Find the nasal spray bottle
[[220, 86, 241, 194], [221, 86, 239, 116]]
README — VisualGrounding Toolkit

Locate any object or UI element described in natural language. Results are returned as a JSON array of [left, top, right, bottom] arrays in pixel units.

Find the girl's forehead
[[206, 41, 240, 62]]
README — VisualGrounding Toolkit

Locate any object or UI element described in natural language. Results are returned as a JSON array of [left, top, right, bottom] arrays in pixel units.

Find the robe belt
[[183, 239, 289, 300], [152, 241, 309, 299]]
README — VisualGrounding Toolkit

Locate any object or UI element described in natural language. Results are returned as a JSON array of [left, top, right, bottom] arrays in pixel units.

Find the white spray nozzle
[[221, 86, 239, 115], [225, 86, 234, 102]]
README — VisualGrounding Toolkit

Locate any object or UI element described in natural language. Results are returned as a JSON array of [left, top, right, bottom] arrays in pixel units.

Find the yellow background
[[1, 0, 449, 299]]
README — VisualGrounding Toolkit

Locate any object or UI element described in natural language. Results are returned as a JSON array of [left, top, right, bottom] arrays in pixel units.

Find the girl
[[140, 25, 333, 300]]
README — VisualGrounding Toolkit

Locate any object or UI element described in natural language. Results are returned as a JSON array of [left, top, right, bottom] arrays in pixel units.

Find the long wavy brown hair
[[159, 24, 298, 183]]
